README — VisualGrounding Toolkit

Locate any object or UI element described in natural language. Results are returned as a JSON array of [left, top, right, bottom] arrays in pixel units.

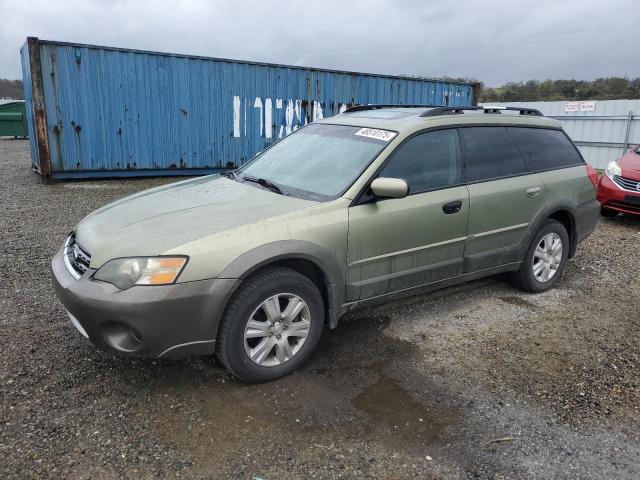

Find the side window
[[379, 129, 461, 193], [508, 127, 584, 171], [461, 126, 529, 183]]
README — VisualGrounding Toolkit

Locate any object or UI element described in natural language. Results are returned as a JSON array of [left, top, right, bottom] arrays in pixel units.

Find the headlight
[[605, 161, 621, 179], [93, 256, 188, 290]]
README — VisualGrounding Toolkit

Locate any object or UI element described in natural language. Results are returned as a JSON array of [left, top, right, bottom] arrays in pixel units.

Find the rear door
[[461, 126, 546, 272], [347, 128, 469, 300]]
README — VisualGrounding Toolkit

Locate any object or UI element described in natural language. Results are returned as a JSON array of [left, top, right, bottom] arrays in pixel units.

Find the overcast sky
[[1, 0, 638, 86]]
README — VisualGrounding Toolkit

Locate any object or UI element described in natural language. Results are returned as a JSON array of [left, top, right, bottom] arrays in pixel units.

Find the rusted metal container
[[21, 37, 476, 179]]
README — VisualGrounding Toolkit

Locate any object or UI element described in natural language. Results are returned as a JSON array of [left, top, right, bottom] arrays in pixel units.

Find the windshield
[[236, 123, 396, 200]]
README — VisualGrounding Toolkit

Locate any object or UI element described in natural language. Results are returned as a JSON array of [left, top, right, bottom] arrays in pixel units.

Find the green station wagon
[[51, 105, 600, 382]]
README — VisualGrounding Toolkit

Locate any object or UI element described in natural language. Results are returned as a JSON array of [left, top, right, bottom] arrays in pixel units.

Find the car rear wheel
[[216, 267, 324, 383], [508, 219, 569, 293]]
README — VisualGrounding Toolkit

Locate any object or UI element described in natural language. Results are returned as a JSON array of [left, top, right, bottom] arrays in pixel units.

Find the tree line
[[0, 79, 24, 99], [2, 76, 640, 102], [479, 77, 640, 102]]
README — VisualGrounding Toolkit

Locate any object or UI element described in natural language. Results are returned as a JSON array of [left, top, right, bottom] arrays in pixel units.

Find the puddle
[[500, 295, 536, 308], [104, 311, 463, 475], [352, 374, 459, 444]]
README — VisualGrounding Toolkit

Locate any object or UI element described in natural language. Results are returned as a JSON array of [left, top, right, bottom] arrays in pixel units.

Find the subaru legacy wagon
[[52, 105, 600, 382]]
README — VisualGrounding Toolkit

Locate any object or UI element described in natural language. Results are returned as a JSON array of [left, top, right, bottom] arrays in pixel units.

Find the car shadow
[[601, 213, 640, 229]]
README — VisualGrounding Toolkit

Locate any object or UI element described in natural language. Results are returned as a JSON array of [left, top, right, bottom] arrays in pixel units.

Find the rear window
[[461, 126, 529, 183], [507, 127, 584, 171]]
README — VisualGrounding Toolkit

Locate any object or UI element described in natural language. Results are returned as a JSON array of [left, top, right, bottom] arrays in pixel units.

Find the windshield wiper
[[241, 175, 287, 195], [219, 170, 238, 180]]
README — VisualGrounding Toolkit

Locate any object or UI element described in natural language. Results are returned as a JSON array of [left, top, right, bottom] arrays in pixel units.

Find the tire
[[508, 219, 570, 293], [600, 207, 618, 218], [216, 267, 324, 383]]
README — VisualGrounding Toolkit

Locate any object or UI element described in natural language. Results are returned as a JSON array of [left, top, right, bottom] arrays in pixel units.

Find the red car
[[597, 144, 640, 217]]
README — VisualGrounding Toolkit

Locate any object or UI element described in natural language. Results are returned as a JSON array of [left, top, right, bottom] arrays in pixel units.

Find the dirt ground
[[1, 138, 639, 479]]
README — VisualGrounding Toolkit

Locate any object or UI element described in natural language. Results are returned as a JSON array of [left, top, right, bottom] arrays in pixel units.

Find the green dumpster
[[0, 101, 28, 138]]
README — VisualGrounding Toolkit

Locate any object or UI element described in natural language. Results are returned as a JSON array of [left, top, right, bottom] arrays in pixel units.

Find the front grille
[[613, 175, 640, 192], [63, 234, 91, 279]]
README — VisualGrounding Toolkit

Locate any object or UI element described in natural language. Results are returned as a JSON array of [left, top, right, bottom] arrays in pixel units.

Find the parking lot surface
[[1, 138, 639, 479]]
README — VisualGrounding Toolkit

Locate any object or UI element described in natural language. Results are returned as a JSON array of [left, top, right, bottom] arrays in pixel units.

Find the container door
[[20, 43, 41, 171]]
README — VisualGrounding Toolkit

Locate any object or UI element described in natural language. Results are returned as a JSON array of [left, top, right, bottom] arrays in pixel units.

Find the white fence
[[480, 100, 640, 170]]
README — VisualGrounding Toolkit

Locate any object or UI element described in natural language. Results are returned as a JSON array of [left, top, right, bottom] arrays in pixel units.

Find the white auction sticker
[[354, 128, 397, 142]]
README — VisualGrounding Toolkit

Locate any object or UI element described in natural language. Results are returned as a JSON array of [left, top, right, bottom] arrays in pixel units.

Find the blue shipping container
[[20, 37, 476, 179]]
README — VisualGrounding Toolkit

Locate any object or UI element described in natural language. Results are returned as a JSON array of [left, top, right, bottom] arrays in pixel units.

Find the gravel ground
[[1, 138, 639, 479]]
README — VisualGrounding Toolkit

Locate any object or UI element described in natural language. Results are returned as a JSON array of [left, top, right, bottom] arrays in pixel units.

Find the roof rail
[[420, 106, 544, 117], [343, 104, 438, 113]]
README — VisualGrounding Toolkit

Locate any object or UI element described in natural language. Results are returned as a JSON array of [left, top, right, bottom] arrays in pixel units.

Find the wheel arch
[[520, 202, 579, 261], [547, 208, 577, 258], [217, 240, 345, 329]]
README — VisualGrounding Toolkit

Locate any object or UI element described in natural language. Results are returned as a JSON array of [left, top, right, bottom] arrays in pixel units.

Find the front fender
[[218, 240, 346, 328]]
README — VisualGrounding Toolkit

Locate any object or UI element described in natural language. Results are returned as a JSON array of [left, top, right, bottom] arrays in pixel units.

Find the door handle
[[526, 186, 542, 197], [442, 200, 463, 214]]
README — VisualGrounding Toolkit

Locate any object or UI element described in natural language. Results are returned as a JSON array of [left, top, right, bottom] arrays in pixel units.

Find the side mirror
[[370, 177, 409, 199]]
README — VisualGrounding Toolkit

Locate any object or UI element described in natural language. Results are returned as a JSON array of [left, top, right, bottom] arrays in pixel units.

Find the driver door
[[346, 128, 470, 301]]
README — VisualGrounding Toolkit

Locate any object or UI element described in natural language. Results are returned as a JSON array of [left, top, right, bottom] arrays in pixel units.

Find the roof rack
[[343, 104, 437, 113], [420, 106, 544, 117]]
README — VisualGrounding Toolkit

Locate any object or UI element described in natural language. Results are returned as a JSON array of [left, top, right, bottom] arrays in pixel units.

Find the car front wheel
[[216, 267, 324, 383]]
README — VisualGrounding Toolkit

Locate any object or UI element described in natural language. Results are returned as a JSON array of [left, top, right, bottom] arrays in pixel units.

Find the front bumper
[[597, 175, 640, 215], [51, 245, 239, 358]]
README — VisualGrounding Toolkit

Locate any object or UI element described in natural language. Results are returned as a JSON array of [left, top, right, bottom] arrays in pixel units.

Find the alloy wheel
[[532, 232, 563, 282], [243, 293, 311, 367]]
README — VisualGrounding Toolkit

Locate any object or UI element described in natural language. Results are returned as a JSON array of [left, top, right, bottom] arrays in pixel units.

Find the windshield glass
[[236, 123, 396, 200]]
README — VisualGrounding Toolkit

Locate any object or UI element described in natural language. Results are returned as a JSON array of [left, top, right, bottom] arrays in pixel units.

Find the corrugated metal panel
[[21, 38, 475, 179], [481, 100, 640, 169]]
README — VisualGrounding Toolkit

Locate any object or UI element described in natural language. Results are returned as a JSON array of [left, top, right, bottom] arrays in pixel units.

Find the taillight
[[586, 164, 599, 189]]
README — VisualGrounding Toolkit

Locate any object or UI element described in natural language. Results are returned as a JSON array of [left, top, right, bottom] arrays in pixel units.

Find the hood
[[618, 147, 640, 181], [75, 175, 316, 267]]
